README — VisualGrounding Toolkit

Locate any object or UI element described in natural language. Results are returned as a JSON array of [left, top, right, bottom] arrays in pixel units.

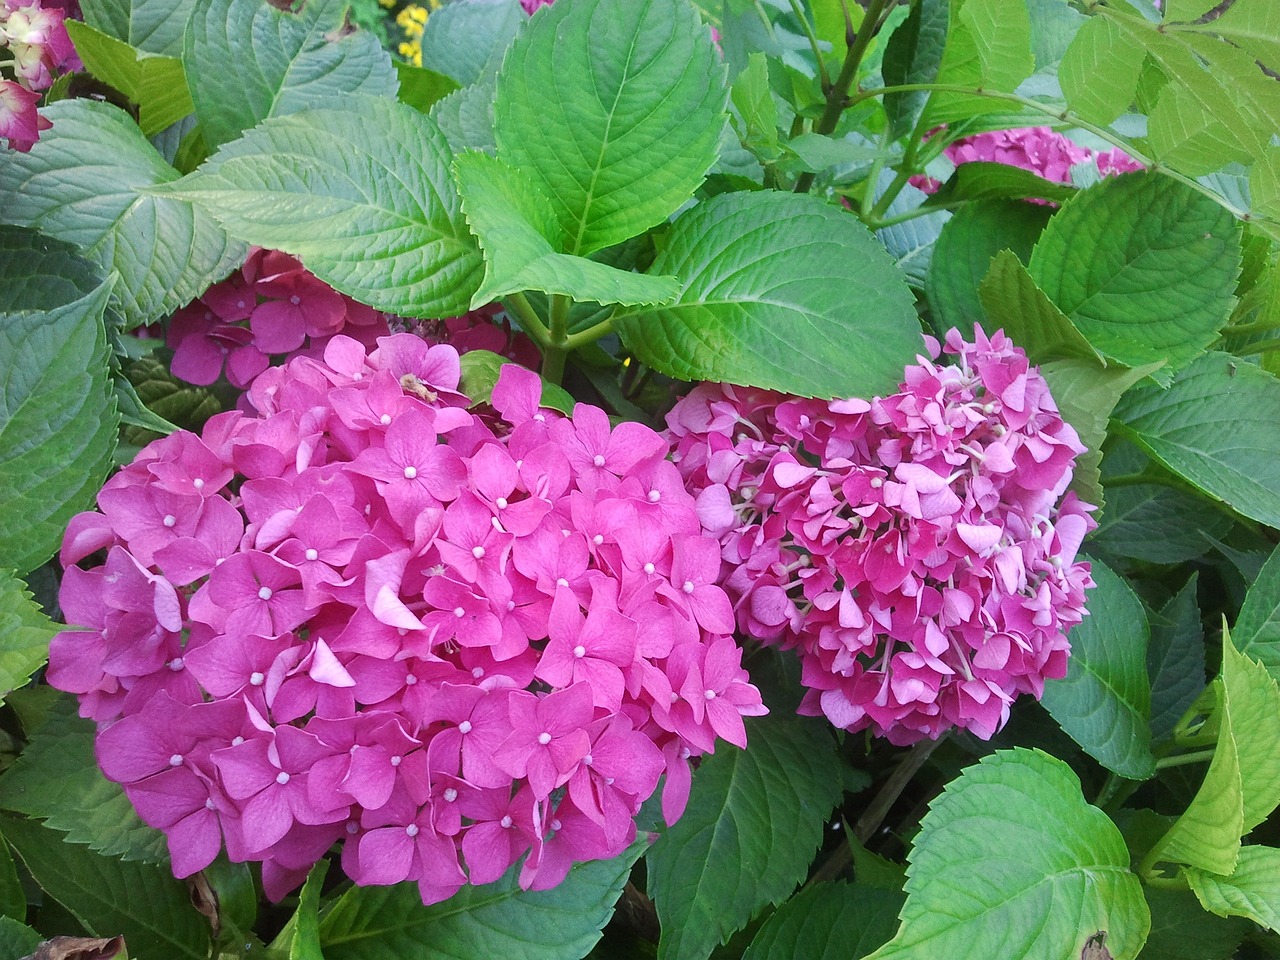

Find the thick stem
[[540, 294, 572, 385], [794, 0, 897, 194], [562, 315, 615, 351], [504, 292, 552, 346], [1154, 748, 1216, 770]]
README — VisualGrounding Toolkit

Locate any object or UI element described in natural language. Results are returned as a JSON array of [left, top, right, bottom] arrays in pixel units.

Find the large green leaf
[[927, 200, 1052, 333], [881, 0, 949, 139], [493, 0, 727, 256], [453, 151, 679, 308], [64, 20, 193, 136], [0, 100, 246, 328], [646, 713, 843, 960], [614, 191, 922, 399], [927, 0, 1033, 122], [1186, 845, 1280, 933], [0, 227, 101, 318], [185, 0, 398, 148], [1041, 558, 1156, 780], [161, 98, 483, 319], [0, 284, 117, 576], [866, 748, 1149, 960], [316, 842, 643, 960], [1233, 543, 1280, 679], [1140, 887, 1248, 960], [0, 815, 208, 959], [1113, 352, 1280, 529], [0, 837, 23, 923], [420, 0, 525, 87], [741, 882, 902, 960], [0, 572, 60, 708], [1028, 173, 1241, 372], [1093, 463, 1233, 565], [1146, 575, 1206, 744], [1059, 16, 1145, 126], [978, 250, 1101, 364], [80, 0, 198, 55], [0, 917, 40, 958], [926, 162, 1077, 207], [0, 696, 168, 864]]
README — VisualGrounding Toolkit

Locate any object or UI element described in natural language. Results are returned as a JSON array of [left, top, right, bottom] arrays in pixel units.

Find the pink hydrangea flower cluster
[[665, 327, 1094, 746], [397, 304, 541, 371], [52, 334, 765, 902], [910, 126, 1143, 197], [167, 248, 391, 390], [0, 0, 78, 151]]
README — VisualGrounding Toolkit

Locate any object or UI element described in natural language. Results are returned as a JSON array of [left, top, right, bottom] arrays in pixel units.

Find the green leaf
[[882, 0, 949, 138], [80, 0, 198, 55], [927, 200, 1052, 333], [0, 572, 60, 708], [0, 837, 25, 924], [926, 161, 1077, 207], [646, 713, 843, 960], [1114, 352, 1280, 529], [453, 152, 679, 308], [0, 815, 209, 959], [0, 916, 41, 959], [1146, 81, 1246, 176], [0, 695, 169, 864], [420, 0, 524, 87], [978, 251, 1101, 364], [1093, 477, 1233, 565], [1140, 886, 1247, 960], [730, 53, 779, 159], [1041, 558, 1156, 780], [1153, 634, 1280, 875], [0, 227, 101, 309], [741, 882, 903, 960], [781, 134, 883, 174], [866, 748, 1149, 960], [1060, 16, 1145, 126], [64, 21, 194, 136], [614, 190, 922, 399], [928, 0, 1034, 123], [317, 842, 644, 960], [162, 98, 483, 319], [0, 100, 246, 328], [1041, 360, 1159, 510], [1026, 0, 1087, 78], [289, 861, 327, 960], [494, 0, 727, 256], [1233, 543, 1280, 679], [185, 0, 398, 148], [457, 350, 575, 416], [1186, 845, 1280, 933], [1028, 173, 1241, 372], [431, 75, 498, 156], [0, 282, 118, 576], [123, 356, 221, 440], [394, 61, 460, 113]]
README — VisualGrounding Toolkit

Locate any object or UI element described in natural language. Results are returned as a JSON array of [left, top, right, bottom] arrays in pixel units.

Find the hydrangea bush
[[1, 0, 1279, 958]]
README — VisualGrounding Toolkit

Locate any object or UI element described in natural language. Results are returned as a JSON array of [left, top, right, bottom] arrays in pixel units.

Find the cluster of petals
[[52, 333, 764, 903], [167, 248, 391, 390], [0, 0, 78, 151], [665, 327, 1094, 745], [911, 126, 1143, 198], [397, 304, 540, 371]]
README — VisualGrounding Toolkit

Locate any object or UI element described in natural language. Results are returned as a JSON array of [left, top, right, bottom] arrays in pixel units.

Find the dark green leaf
[[615, 190, 922, 399], [0, 572, 60, 709], [394, 61, 460, 113], [317, 842, 644, 960], [882, 0, 949, 138], [1028, 173, 1241, 372], [123, 356, 220, 440], [1233, 543, 1280, 679], [0, 281, 117, 575], [0, 837, 24, 924], [1093, 481, 1233, 565], [185, 0, 398, 148], [741, 882, 902, 960], [1041, 558, 1156, 780], [494, 0, 727, 256], [1139, 887, 1246, 960], [865, 749, 1149, 960], [0, 227, 101, 309], [80, 0, 198, 55], [161, 98, 483, 319], [1114, 352, 1280, 529], [978, 250, 1101, 364], [926, 200, 1052, 332], [0, 100, 246, 328], [0, 815, 209, 959], [647, 713, 843, 960], [0, 916, 41, 958]]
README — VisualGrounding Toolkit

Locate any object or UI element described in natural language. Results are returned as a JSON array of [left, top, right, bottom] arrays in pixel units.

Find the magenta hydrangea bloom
[[666, 327, 1095, 746], [0, 0, 77, 151], [54, 334, 764, 902]]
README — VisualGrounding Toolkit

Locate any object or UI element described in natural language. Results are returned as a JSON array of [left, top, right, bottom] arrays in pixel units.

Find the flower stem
[[794, 0, 897, 195], [505, 292, 552, 346], [562, 315, 615, 351], [1154, 748, 1216, 770], [786, 0, 831, 93], [540, 294, 572, 386]]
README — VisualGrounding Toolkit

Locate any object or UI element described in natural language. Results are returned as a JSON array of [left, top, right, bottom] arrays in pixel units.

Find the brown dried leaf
[[1081, 931, 1114, 960], [22, 935, 125, 960]]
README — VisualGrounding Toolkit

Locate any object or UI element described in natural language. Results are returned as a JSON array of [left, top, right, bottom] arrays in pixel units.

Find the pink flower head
[[666, 326, 1094, 745], [0, 78, 48, 151], [57, 335, 763, 902]]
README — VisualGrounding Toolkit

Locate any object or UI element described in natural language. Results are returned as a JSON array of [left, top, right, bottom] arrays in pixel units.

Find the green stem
[[505, 292, 552, 346], [864, 200, 966, 230], [1154, 748, 1216, 770], [866, 168, 915, 222], [1220, 319, 1280, 338], [787, 0, 831, 92], [562, 315, 615, 351], [845, 82, 1252, 220], [541, 294, 572, 386], [794, 0, 896, 194]]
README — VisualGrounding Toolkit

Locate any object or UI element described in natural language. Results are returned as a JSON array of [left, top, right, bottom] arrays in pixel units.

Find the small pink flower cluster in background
[[666, 327, 1094, 745], [52, 335, 764, 902], [910, 126, 1144, 197], [167, 249, 391, 390], [0, 0, 78, 151], [519, 0, 552, 12]]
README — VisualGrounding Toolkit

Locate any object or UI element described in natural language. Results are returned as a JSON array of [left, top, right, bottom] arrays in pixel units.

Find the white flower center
[[162, 515, 176, 528], [250, 672, 265, 686], [403, 466, 418, 480], [305, 548, 319, 561], [258, 587, 273, 601], [537, 732, 552, 745], [276, 771, 290, 785], [169, 754, 183, 767], [573, 645, 586, 659]]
